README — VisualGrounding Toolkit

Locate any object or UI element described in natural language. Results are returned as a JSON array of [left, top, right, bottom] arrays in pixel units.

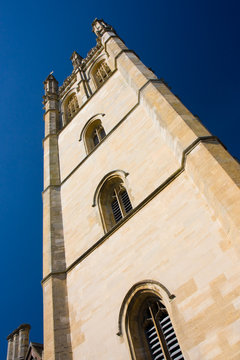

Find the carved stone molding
[[71, 51, 83, 70], [59, 73, 77, 96]]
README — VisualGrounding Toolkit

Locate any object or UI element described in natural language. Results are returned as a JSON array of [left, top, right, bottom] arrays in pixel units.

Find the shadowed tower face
[[41, 19, 240, 360]]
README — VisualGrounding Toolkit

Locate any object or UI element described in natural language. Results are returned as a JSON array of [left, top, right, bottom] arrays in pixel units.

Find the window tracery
[[93, 60, 111, 88], [65, 94, 79, 122], [111, 183, 132, 223], [98, 175, 132, 232], [92, 125, 106, 147], [83, 120, 106, 154]]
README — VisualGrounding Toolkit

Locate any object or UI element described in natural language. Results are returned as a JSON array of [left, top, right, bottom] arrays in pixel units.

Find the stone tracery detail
[[65, 94, 79, 122], [93, 61, 111, 88]]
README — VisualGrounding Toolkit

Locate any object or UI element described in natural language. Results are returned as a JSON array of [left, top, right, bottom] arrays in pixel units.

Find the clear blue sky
[[0, 0, 239, 358]]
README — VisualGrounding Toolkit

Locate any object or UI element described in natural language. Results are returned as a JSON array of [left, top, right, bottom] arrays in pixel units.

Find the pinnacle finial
[[92, 18, 116, 37], [43, 72, 58, 95], [70, 51, 83, 70], [44, 72, 58, 83]]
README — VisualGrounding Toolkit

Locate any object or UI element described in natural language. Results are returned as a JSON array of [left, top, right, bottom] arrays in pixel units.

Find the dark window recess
[[120, 190, 132, 213], [92, 126, 106, 148], [93, 134, 99, 146], [100, 127, 106, 139], [111, 198, 122, 223]]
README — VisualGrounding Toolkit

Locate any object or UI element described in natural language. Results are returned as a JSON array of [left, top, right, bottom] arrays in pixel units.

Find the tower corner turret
[[42, 72, 60, 137], [70, 51, 83, 70], [92, 18, 116, 37], [43, 73, 58, 95]]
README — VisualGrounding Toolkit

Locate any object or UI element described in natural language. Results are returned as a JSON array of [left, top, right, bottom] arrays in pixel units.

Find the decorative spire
[[92, 18, 116, 37], [70, 51, 83, 70]]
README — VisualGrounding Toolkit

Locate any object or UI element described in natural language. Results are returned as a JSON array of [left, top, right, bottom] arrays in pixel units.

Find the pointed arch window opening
[[97, 176, 133, 232], [82, 120, 107, 154]]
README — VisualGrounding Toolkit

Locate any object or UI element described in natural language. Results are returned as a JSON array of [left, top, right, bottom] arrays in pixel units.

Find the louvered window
[[98, 176, 132, 232], [111, 187, 132, 225], [120, 190, 132, 213], [111, 198, 122, 223], [92, 125, 106, 148], [145, 323, 164, 360], [142, 299, 184, 360]]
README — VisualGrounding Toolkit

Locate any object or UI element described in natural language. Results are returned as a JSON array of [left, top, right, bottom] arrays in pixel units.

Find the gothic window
[[98, 176, 132, 232], [92, 125, 106, 147], [84, 120, 106, 153], [93, 60, 111, 88], [127, 294, 184, 360], [65, 94, 79, 122], [111, 186, 132, 223]]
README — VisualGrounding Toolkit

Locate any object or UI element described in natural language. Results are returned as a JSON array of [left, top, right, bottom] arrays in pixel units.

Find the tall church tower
[[42, 19, 240, 359]]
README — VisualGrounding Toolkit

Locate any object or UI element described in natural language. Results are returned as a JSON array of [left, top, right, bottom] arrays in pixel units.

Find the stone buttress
[[42, 74, 72, 360]]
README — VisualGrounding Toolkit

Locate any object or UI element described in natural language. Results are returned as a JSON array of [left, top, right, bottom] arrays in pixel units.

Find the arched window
[[65, 94, 79, 122], [98, 175, 132, 232], [83, 119, 106, 153], [92, 124, 106, 147], [127, 293, 184, 360], [92, 60, 111, 88]]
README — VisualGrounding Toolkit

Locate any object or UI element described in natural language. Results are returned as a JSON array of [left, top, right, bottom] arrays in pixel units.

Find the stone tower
[[42, 19, 240, 359], [6, 324, 31, 360]]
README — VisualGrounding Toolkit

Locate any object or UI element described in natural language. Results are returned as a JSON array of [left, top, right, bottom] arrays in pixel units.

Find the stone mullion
[[114, 188, 125, 219], [96, 126, 103, 143], [149, 305, 169, 360], [80, 69, 92, 99]]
